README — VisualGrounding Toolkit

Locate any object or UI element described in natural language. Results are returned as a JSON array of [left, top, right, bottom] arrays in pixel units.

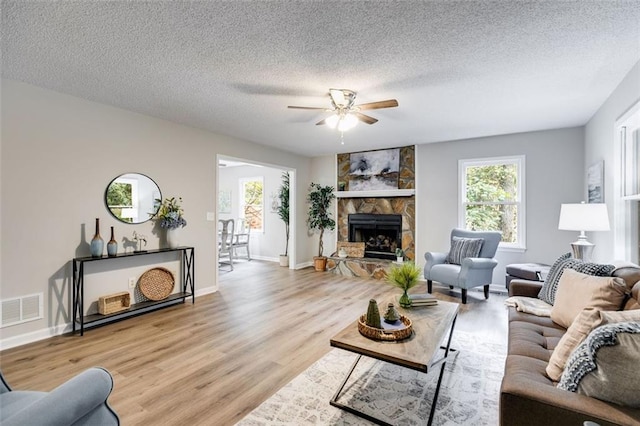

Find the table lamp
[[558, 202, 610, 261]]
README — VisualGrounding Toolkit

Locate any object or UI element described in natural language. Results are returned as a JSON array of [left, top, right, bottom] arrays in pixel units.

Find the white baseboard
[[0, 291, 218, 351], [0, 323, 71, 351]]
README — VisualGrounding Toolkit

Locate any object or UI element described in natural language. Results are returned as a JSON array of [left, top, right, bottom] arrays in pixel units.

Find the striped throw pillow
[[445, 236, 484, 265]]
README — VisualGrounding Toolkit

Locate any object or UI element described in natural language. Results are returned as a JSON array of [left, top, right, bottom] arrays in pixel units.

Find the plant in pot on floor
[[307, 182, 335, 271], [387, 261, 422, 308], [277, 172, 290, 267]]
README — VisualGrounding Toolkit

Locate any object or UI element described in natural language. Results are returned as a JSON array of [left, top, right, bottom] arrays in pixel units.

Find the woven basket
[[139, 267, 175, 301], [98, 291, 130, 315], [358, 314, 413, 341]]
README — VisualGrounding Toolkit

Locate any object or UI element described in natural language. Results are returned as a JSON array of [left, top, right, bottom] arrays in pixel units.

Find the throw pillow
[[538, 253, 578, 305], [550, 269, 627, 329], [558, 322, 640, 408], [569, 262, 616, 279], [445, 236, 484, 265], [546, 308, 640, 381]]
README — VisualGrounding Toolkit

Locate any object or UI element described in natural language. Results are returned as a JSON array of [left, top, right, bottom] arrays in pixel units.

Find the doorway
[[215, 156, 295, 283]]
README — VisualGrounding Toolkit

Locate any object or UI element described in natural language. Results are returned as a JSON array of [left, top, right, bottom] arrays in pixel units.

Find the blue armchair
[[0, 367, 119, 425], [424, 228, 501, 304]]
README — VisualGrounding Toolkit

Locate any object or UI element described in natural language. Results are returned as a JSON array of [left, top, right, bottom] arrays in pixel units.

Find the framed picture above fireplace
[[349, 148, 400, 191]]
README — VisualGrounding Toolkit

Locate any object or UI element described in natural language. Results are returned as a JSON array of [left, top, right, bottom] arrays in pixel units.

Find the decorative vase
[[399, 289, 412, 308], [166, 227, 181, 249], [383, 303, 400, 323], [107, 226, 118, 257], [279, 255, 289, 267], [90, 218, 104, 257], [396, 256, 403, 263], [365, 299, 382, 329], [338, 248, 348, 258]]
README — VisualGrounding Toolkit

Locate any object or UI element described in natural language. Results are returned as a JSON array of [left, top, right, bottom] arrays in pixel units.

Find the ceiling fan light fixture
[[338, 113, 358, 132], [325, 114, 340, 129]]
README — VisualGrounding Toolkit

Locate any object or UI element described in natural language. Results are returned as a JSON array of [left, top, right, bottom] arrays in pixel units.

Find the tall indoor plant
[[307, 182, 335, 271], [277, 172, 290, 267]]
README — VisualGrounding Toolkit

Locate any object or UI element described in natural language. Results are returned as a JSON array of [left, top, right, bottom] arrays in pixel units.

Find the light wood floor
[[0, 260, 508, 425]]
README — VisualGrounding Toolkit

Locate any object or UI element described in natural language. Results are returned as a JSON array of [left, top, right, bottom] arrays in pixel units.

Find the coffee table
[[329, 299, 459, 426]]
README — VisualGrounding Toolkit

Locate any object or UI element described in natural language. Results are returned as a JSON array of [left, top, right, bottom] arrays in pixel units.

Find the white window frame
[[239, 176, 264, 233], [458, 155, 526, 251]]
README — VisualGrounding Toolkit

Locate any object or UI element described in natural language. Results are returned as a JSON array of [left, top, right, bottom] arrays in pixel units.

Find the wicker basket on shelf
[[357, 314, 413, 341], [138, 267, 175, 301]]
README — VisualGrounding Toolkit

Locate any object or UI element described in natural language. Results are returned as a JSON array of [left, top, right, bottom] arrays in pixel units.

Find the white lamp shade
[[558, 203, 610, 231], [325, 114, 339, 129]]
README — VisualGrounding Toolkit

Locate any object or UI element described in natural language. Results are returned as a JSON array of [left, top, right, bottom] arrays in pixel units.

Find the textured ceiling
[[2, 1, 639, 157]]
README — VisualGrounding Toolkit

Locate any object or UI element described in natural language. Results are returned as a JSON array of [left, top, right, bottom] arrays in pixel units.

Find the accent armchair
[[424, 228, 501, 304], [0, 367, 119, 426]]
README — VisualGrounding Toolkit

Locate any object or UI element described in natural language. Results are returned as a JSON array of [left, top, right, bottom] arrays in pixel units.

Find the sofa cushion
[[538, 253, 576, 305], [558, 322, 640, 408], [538, 253, 617, 306], [0, 391, 46, 421], [508, 320, 565, 361], [445, 236, 483, 265], [550, 269, 627, 329], [624, 282, 640, 310], [546, 308, 640, 381]]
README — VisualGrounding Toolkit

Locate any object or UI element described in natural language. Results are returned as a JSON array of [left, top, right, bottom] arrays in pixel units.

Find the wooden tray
[[139, 267, 175, 301], [358, 314, 413, 341]]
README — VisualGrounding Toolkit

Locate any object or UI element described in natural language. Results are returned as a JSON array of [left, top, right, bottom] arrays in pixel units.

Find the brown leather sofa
[[500, 266, 640, 426]]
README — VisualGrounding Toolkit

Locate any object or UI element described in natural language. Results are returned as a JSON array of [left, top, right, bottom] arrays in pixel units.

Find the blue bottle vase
[[90, 218, 104, 257], [107, 226, 118, 257]]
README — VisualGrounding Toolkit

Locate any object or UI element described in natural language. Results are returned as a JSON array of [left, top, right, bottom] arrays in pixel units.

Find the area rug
[[237, 330, 506, 425]]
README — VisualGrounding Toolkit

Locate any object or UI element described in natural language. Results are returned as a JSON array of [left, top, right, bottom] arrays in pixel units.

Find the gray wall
[[585, 60, 640, 261], [0, 79, 312, 347], [415, 127, 586, 283]]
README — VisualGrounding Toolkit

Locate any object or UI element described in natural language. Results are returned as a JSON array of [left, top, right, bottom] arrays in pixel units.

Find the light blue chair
[[0, 367, 119, 425], [424, 228, 501, 304]]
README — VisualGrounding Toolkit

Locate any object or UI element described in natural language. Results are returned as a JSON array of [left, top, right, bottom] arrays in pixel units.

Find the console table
[[72, 246, 195, 335]]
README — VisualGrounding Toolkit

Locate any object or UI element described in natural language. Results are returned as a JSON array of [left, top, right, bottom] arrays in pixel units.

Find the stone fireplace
[[348, 213, 402, 260], [335, 145, 416, 261]]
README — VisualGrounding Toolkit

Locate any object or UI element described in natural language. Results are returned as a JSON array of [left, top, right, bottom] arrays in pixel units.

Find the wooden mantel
[[334, 189, 415, 198]]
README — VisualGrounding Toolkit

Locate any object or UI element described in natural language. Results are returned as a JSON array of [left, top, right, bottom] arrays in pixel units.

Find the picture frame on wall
[[587, 161, 604, 203], [218, 190, 231, 213]]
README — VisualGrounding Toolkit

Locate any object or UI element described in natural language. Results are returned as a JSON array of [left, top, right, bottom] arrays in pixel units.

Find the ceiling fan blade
[[287, 106, 327, 110], [315, 118, 327, 126], [357, 99, 399, 110], [354, 112, 378, 125]]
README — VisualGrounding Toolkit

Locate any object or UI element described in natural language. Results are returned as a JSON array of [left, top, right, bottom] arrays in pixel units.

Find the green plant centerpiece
[[277, 172, 290, 267], [307, 182, 336, 271], [386, 261, 422, 308]]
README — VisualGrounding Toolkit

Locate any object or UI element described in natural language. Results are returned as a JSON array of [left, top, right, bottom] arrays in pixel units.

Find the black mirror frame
[[105, 172, 162, 224]]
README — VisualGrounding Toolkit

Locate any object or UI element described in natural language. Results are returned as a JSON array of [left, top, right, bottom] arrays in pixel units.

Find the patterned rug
[[237, 331, 506, 426]]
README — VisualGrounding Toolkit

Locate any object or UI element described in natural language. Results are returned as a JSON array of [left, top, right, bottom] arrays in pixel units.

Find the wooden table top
[[330, 298, 459, 373]]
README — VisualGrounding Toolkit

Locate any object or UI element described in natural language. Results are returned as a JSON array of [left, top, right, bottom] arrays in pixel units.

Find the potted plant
[[395, 248, 404, 263], [277, 172, 290, 267], [386, 261, 422, 308], [307, 182, 336, 271]]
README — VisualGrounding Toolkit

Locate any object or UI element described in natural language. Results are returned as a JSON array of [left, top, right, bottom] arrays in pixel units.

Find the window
[[459, 156, 525, 250], [239, 177, 264, 232]]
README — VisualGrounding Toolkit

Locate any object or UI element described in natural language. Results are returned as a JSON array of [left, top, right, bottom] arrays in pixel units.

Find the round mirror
[[105, 173, 161, 224]]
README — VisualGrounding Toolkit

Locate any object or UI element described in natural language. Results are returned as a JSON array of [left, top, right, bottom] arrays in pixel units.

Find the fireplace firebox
[[348, 214, 402, 260]]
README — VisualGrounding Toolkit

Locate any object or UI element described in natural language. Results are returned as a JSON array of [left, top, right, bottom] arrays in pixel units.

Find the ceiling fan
[[288, 89, 398, 131]]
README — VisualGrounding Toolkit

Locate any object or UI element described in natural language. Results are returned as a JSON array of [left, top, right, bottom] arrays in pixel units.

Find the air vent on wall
[[1, 293, 43, 328]]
